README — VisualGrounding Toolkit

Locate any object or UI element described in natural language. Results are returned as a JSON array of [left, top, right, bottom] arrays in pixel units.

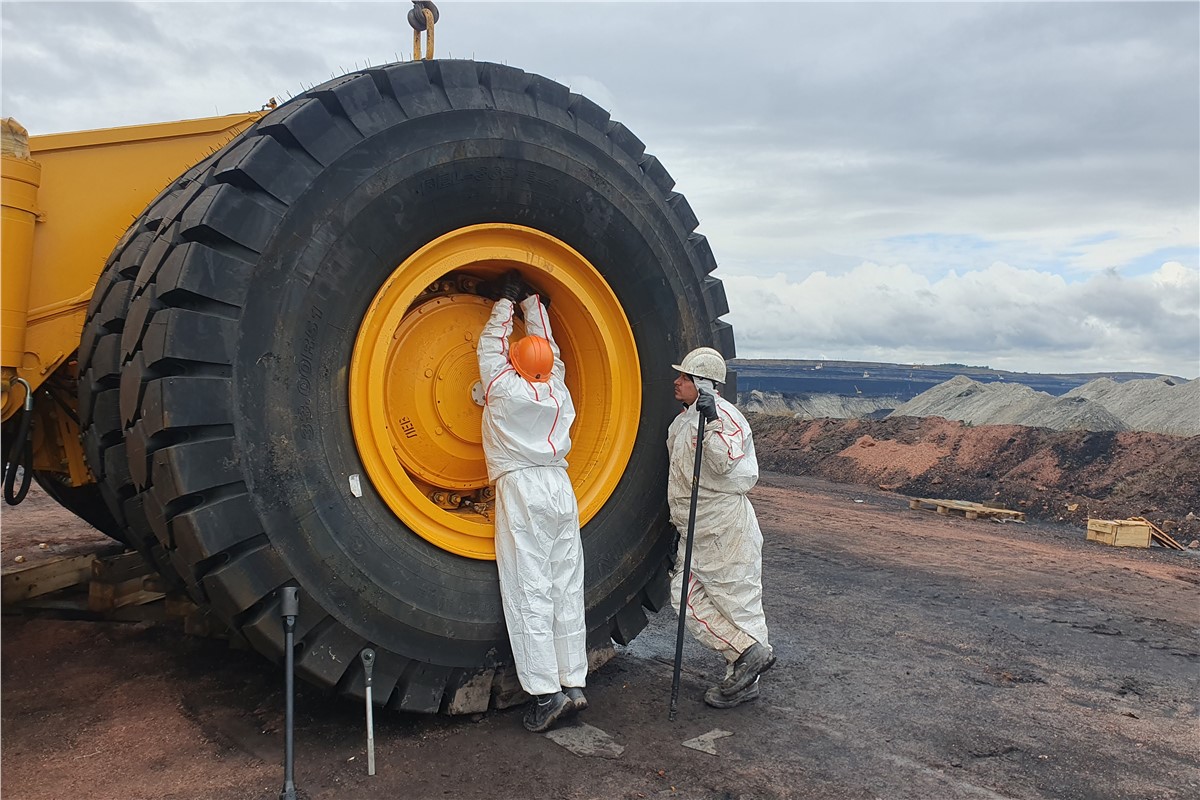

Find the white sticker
[[349, 474, 363, 497]]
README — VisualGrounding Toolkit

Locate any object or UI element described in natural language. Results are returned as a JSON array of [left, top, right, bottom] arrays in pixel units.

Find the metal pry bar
[[360, 648, 377, 776]]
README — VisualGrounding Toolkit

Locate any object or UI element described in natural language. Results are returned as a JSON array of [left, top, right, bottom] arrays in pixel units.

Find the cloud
[[1, 1, 1195, 376], [724, 261, 1199, 378]]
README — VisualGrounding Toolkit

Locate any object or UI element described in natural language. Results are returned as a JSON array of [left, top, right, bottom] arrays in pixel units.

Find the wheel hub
[[385, 295, 505, 489]]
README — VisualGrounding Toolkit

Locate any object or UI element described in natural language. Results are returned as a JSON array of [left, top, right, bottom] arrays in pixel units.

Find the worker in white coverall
[[477, 271, 587, 733], [667, 346, 775, 708]]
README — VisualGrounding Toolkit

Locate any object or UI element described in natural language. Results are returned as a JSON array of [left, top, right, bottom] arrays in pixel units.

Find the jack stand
[[279, 587, 299, 800]]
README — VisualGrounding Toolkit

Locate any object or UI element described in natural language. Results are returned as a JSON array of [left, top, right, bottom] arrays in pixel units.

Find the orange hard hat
[[511, 335, 553, 383]]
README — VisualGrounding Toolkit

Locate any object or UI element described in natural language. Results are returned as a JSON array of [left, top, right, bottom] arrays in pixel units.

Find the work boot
[[523, 691, 571, 733], [721, 642, 775, 697], [705, 678, 760, 709], [564, 686, 588, 712]]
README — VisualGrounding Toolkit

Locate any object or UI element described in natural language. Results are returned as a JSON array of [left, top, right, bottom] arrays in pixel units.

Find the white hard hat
[[672, 346, 727, 385]]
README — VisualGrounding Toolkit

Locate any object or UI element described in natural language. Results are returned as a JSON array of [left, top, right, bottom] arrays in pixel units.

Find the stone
[[544, 722, 625, 759], [681, 729, 734, 756], [447, 668, 494, 715]]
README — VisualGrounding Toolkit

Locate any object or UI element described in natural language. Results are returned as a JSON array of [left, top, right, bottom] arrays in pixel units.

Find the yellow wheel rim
[[350, 224, 641, 560]]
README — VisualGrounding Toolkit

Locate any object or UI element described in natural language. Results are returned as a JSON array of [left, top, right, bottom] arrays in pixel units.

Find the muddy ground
[[3, 474, 1198, 800]]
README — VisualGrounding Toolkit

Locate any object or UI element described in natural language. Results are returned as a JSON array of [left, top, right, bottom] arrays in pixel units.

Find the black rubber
[[31, 471, 125, 543], [2, 398, 33, 505], [77, 173, 209, 581], [87, 60, 734, 712]]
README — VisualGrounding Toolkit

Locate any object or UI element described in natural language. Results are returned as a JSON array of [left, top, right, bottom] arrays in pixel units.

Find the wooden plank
[[1150, 529, 1185, 551], [91, 550, 153, 582], [1, 555, 93, 605], [89, 577, 163, 612], [1129, 517, 1185, 551]]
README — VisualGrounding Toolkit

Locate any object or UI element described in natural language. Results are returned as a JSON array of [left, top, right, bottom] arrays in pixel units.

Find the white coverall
[[478, 295, 587, 697], [667, 380, 770, 666]]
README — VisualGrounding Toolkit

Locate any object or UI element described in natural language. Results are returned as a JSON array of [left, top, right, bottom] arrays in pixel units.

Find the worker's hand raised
[[696, 389, 719, 423], [501, 270, 526, 301]]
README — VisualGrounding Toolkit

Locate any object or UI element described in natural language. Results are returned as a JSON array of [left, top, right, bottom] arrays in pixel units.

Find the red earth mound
[[749, 414, 1200, 541]]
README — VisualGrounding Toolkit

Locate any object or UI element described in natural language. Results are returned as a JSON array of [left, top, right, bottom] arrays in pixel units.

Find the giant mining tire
[[76, 170, 212, 574], [92, 60, 733, 712]]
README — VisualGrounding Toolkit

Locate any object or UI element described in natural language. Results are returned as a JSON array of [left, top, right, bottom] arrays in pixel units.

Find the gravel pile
[[741, 390, 899, 419], [1064, 377, 1199, 436], [887, 376, 1127, 432], [1020, 395, 1130, 432]]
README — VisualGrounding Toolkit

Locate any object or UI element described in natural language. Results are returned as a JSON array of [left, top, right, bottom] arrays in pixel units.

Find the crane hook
[[408, 1, 439, 60]]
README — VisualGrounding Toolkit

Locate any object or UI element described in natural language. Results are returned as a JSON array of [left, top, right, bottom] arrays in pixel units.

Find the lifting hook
[[409, 1, 439, 61]]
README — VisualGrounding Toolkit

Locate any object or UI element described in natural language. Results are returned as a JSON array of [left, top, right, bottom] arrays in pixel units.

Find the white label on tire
[[349, 474, 363, 497]]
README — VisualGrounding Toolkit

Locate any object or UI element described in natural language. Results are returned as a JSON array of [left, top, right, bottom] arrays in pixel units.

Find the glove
[[500, 270, 525, 302], [696, 389, 719, 423]]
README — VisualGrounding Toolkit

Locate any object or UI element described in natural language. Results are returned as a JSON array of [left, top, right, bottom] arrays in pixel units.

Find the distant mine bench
[[908, 497, 1026, 522]]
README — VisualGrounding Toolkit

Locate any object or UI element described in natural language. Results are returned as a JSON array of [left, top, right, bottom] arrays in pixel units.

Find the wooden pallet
[[3, 548, 175, 622], [908, 497, 1026, 522]]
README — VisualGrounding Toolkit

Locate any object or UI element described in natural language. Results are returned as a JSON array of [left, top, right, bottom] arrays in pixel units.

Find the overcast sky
[[3, 1, 1197, 377]]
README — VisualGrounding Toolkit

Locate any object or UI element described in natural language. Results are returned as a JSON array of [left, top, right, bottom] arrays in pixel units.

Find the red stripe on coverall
[[686, 575, 737, 650], [545, 384, 561, 456], [535, 300, 560, 456], [484, 304, 517, 404], [713, 405, 745, 463], [485, 366, 516, 403]]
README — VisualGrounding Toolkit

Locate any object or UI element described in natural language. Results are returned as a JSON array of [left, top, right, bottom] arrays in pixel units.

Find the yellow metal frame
[[350, 224, 641, 560]]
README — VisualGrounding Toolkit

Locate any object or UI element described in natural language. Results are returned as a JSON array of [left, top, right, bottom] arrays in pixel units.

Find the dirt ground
[[2, 475, 1199, 800], [0, 482, 118, 565]]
